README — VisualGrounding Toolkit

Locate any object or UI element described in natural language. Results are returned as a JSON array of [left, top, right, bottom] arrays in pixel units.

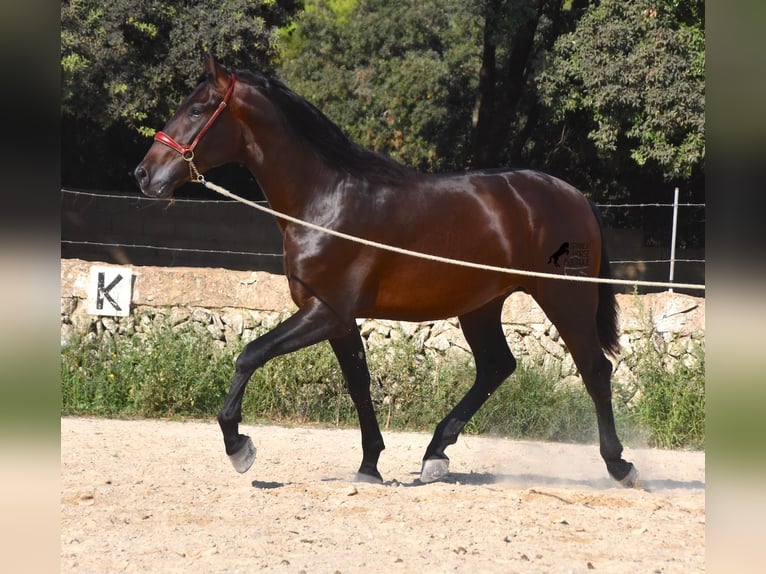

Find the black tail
[[588, 200, 621, 357]]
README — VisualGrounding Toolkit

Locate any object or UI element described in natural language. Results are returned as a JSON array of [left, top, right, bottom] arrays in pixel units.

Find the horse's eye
[[189, 106, 203, 119]]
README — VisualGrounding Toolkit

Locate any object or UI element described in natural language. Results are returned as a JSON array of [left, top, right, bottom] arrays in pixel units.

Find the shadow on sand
[[252, 472, 704, 492], [404, 471, 704, 491]]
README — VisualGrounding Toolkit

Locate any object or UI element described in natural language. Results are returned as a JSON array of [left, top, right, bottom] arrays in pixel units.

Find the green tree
[[279, 0, 482, 172], [468, 0, 589, 170], [537, 0, 705, 190], [61, 0, 300, 190], [279, 1, 589, 174]]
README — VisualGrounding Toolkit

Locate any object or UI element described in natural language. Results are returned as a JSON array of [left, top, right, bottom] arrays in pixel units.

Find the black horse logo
[[547, 241, 569, 267]]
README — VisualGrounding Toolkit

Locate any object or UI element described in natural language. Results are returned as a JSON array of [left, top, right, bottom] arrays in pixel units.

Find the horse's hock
[[60, 259, 705, 389]]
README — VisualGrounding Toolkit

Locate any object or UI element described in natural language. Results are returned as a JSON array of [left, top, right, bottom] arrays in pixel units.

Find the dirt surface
[[61, 417, 705, 573]]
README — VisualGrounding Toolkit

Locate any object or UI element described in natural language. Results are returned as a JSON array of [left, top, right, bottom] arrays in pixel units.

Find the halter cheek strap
[[154, 73, 237, 181]]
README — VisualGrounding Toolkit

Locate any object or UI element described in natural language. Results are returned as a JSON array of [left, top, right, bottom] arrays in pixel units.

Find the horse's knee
[[234, 343, 266, 376]]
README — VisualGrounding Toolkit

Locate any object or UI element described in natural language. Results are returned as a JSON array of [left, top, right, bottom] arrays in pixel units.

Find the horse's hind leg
[[330, 331, 386, 483], [421, 297, 516, 482], [534, 285, 637, 486]]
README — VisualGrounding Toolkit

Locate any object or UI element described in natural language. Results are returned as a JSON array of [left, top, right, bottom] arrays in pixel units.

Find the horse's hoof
[[355, 462, 384, 483], [617, 464, 640, 488], [420, 458, 449, 483], [355, 471, 384, 484], [228, 436, 257, 474]]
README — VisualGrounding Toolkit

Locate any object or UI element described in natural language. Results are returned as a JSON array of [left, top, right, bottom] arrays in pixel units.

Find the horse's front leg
[[218, 298, 349, 473]]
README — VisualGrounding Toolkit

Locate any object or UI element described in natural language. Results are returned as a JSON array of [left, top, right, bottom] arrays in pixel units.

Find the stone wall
[[61, 259, 705, 386]]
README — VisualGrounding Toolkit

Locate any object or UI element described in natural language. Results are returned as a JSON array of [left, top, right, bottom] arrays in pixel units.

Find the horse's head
[[135, 54, 239, 198]]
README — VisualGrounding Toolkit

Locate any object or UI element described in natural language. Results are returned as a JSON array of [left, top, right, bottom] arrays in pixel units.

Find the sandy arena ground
[[61, 417, 704, 573]]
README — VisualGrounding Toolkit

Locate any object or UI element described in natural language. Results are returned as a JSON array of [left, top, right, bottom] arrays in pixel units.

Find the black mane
[[234, 69, 414, 186]]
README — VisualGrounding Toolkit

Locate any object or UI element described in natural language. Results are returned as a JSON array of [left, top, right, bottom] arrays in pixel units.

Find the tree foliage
[[61, 0, 300, 190], [279, 0, 482, 172], [538, 0, 705, 182], [277, 0, 581, 174]]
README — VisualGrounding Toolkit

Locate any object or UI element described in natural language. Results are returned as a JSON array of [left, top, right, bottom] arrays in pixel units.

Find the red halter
[[154, 73, 237, 180]]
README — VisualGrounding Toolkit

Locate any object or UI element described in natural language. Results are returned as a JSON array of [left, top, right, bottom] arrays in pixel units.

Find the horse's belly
[[365, 268, 513, 322]]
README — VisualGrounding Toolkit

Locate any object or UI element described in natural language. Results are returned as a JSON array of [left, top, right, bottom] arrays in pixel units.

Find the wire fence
[[60, 187, 705, 291]]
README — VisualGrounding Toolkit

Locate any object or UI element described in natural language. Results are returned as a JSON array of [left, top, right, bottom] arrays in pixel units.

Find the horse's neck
[[243, 138, 336, 217]]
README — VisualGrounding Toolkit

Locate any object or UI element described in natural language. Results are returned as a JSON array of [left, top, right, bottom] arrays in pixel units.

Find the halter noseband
[[154, 73, 237, 182]]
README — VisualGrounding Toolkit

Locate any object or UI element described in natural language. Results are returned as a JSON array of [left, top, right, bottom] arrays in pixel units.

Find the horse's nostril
[[135, 165, 148, 185]]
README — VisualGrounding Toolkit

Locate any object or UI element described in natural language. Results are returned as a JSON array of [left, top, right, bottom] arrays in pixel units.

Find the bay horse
[[135, 54, 638, 487]]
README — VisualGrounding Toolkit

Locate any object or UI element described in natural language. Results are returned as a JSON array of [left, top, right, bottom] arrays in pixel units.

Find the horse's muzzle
[[134, 164, 173, 199]]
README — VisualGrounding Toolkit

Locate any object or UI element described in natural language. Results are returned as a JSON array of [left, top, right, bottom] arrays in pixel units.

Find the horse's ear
[[203, 52, 230, 92]]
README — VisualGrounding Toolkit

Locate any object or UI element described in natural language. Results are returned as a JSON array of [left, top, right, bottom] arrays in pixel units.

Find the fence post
[[668, 186, 680, 292]]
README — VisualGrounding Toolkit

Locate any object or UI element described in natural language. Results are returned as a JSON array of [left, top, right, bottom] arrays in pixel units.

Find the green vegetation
[[61, 315, 705, 449], [470, 361, 598, 443], [61, 321, 232, 418], [625, 337, 705, 449]]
